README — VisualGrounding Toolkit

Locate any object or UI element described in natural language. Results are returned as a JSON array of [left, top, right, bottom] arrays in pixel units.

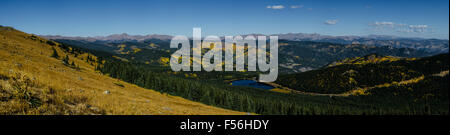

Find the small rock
[[78, 77, 83, 81], [162, 107, 172, 111], [89, 106, 100, 112], [15, 63, 22, 68], [103, 90, 110, 95]]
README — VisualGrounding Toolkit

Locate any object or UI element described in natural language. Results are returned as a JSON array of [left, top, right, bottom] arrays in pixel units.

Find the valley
[[1, 25, 448, 115]]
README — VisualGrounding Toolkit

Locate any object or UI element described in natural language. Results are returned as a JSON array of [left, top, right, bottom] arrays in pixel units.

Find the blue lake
[[231, 80, 275, 90]]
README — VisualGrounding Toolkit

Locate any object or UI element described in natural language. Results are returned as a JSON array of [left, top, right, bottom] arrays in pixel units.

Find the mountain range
[[2, 25, 448, 115], [42, 33, 173, 42], [42, 33, 449, 53], [47, 38, 434, 74]]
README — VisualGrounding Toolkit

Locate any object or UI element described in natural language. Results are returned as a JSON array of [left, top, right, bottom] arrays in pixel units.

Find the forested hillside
[[52, 39, 433, 73], [96, 51, 449, 115], [276, 53, 449, 94]]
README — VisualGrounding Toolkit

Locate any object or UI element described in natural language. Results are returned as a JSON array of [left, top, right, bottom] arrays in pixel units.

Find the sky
[[0, 0, 448, 39]]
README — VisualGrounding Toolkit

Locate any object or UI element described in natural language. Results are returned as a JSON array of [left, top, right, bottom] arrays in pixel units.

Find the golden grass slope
[[0, 26, 245, 115], [327, 54, 416, 67]]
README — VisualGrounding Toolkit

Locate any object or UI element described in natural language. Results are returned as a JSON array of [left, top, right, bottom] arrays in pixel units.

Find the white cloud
[[267, 5, 285, 10], [324, 19, 339, 25], [291, 5, 304, 9], [370, 21, 395, 27], [396, 23, 407, 27], [407, 25, 428, 33], [369, 21, 429, 33]]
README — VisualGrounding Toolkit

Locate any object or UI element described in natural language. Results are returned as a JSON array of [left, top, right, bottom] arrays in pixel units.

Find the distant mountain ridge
[[42, 33, 173, 42], [272, 33, 448, 53], [43, 32, 438, 41], [42, 32, 449, 53]]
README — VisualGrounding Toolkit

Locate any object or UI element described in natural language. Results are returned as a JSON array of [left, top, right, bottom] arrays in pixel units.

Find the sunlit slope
[[0, 26, 244, 115], [276, 53, 449, 94]]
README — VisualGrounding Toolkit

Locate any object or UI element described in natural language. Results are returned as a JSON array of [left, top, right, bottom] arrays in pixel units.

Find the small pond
[[231, 80, 275, 90]]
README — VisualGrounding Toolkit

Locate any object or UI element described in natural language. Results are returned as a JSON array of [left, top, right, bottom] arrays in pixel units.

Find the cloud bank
[[267, 5, 285, 10], [325, 19, 339, 25], [290, 5, 304, 9], [369, 21, 429, 33]]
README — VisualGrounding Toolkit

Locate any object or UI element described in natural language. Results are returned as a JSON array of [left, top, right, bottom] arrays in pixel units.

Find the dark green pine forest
[[92, 52, 449, 115], [276, 53, 449, 94]]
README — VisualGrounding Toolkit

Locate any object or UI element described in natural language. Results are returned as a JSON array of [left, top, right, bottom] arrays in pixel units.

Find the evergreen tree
[[51, 47, 59, 58], [63, 55, 69, 65]]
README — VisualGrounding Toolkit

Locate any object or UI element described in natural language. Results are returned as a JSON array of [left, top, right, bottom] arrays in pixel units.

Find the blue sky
[[0, 0, 448, 39]]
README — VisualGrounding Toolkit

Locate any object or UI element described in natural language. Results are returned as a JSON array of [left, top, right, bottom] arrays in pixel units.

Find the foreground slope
[[0, 26, 244, 115]]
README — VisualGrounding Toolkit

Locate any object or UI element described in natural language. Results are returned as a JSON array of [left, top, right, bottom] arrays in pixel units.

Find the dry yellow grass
[[0, 27, 245, 115], [269, 88, 291, 94]]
